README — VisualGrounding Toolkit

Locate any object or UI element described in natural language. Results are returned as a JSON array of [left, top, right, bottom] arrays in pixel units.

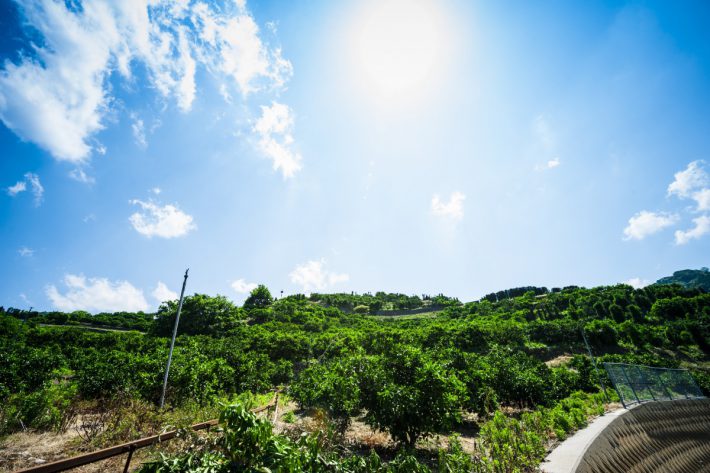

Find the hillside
[[1, 280, 709, 472], [656, 268, 710, 292]]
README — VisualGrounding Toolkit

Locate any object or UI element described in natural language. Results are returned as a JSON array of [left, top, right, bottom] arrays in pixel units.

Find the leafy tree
[[360, 345, 466, 447], [152, 294, 243, 337], [243, 285, 274, 310], [290, 355, 363, 434]]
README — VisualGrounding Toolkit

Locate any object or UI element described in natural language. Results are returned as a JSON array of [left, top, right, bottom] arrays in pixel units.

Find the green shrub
[[359, 345, 467, 447], [1, 381, 77, 435]]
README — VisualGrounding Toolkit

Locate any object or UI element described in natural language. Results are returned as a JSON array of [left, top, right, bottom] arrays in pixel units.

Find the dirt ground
[[274, 400, 482, 457], [1, 402, 272, 472], [0, 427, 157, 472], [2, 396, 614, 472], [544, 354, 574, 367]]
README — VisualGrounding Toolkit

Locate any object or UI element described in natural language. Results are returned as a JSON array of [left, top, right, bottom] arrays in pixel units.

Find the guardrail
[[603, 362, 705, 408], [15, 393, 279, 473]]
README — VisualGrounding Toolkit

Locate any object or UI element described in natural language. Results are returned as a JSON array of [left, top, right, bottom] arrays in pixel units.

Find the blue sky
[[2, 0, 710, 312]]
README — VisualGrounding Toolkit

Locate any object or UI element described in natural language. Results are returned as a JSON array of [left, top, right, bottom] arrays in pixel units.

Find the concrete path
[[540, 407, 628, 473]]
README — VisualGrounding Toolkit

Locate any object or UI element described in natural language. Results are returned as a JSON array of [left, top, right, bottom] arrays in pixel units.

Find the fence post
[[620, 365, 641, 405], [636, 365, 656, 401], [653, 369, 674, 401], [122, 445, 135, 473], [604, 363, 628, 409]]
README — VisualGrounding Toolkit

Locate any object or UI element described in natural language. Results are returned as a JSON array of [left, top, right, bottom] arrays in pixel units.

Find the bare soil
[[544, 354, 574, 367]]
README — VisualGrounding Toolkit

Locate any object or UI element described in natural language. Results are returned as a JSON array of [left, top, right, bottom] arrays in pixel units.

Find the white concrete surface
[[540, 407, 628, 473]]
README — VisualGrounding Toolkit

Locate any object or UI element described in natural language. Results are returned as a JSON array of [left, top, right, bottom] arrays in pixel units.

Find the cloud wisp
[[625, 161, 710, 243], [431, 191, 466, 221], [6, 173, 44, 206], [0, 0, 292, 165], [254, 102, 303, 178], [623, 277, 651, 289], [18, 246, 34, 257], [623, 211, 678, 241], [231, 278, 258, 294], [152, 281, 178, 303], [289, 259, 349, 293], [667, 160, 707, 199], [675, 215, 710, 245], [129, 199, 196, 238], [46, 274, 149, 312]]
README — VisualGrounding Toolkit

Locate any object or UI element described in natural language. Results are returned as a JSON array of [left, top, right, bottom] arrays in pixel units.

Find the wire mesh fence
[[603, 362, 705, 408]]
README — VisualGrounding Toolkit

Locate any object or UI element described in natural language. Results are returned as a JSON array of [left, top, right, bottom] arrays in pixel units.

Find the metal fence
[[603, 362, 705, 408]]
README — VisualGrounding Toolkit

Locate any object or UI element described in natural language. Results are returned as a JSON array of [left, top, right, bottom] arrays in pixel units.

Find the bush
[[1, 380, 77, 435], [140, 402, 436, 473], [353, 305, 370, 314], [290, 356, 363, 434], [360, 345, 466, 447]]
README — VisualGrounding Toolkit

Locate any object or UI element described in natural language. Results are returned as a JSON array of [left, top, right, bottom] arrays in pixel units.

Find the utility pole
[[160, 269, 189, 409], [581, 326, 609, 403]]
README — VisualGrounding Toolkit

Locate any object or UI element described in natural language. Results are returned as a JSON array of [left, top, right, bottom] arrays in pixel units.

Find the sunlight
[[350, 0, 451, 104]]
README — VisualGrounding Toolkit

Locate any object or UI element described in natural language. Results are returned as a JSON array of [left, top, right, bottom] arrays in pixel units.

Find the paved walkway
[[540, 407, 628, 473]]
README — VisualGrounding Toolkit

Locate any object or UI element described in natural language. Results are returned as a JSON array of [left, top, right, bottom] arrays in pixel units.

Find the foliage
[[1, 278, 709, 472], [243, 285, 274, 311], [476, 390, 610, 472], [140, 402, 434, 472], [151, 294, 244, 337], [289, 355, 363, 434], [360, 345, 467, 447], [656, 268, 710, 291]]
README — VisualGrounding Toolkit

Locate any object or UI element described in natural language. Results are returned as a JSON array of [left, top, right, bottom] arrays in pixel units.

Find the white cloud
[[623, 211, 678, 240], [69, 168, 96, 184], [231, 278, 257, 294], [129, 199, 196, 238], [692, 188, 710, 212], [131, 114, 147, 148], [289, 259, 349, 293], [25, 173, 44, 206], [46, 274, 149, 312], [254, 102, 302, 178], [7, 180, 26, 196], [151, 187, 162, 195], [0, 1, 116, 162], [18, 246, 34, 257], [674, 215, 710, 245], [667, 160, 707, 198], [624, 277, 650, 289], [0, 1, 292, 163], [535, 158, 561, 171], [192, 3, 292, 96], [431, 191, 466, 221], [152, 281, 178, 303], [6, 173, 43, 206]]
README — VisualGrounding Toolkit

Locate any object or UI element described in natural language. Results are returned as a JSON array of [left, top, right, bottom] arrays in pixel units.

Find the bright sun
[[351, 0, 450, 103]]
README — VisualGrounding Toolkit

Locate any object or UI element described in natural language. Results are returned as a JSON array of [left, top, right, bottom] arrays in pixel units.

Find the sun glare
[[351, 0, 450, 104]]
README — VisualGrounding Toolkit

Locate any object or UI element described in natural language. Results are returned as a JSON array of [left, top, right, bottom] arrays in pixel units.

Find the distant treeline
[[0, 307, 153, 331], [480, 286, 581, 303], [309, 291, 459, 313]]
